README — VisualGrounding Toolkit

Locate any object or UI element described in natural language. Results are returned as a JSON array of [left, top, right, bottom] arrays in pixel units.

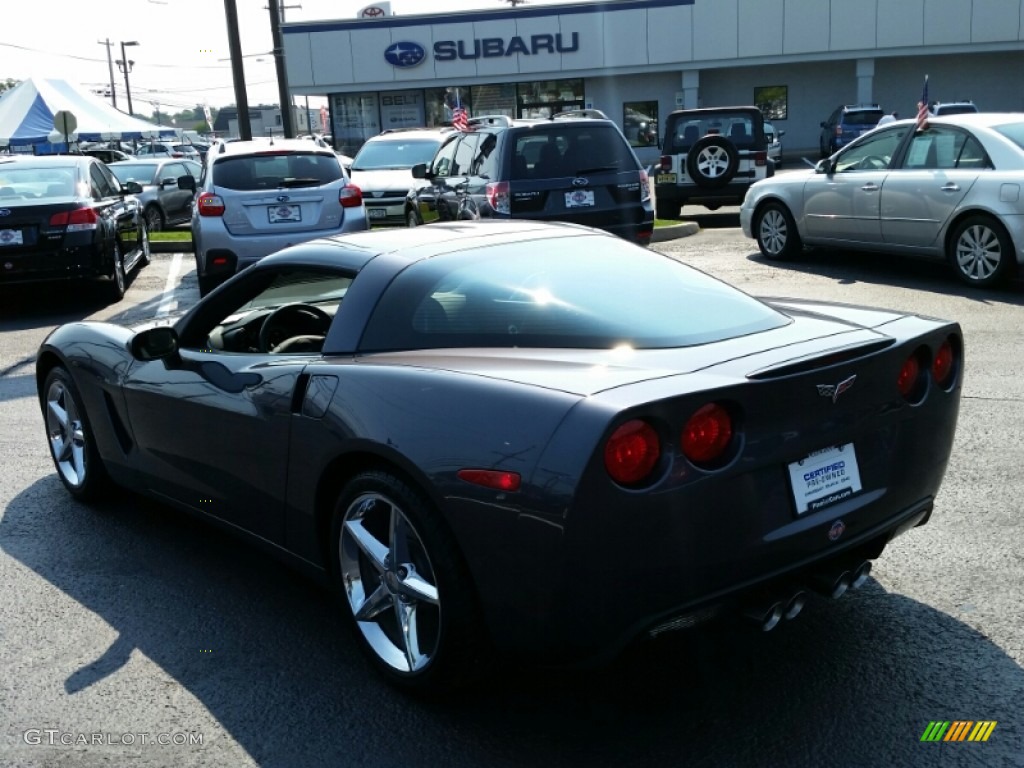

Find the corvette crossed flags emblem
[[817, 374, 857, 403]]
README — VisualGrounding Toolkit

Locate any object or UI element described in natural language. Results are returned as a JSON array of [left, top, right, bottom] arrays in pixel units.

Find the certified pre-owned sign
[[384, 42, 425, 68]]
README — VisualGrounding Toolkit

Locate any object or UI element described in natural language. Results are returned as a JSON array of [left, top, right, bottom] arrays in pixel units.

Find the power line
[[0, 40, 234, 69]]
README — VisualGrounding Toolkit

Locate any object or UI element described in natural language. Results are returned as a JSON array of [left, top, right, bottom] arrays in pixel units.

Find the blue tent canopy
[[0, 78, 177, 147]]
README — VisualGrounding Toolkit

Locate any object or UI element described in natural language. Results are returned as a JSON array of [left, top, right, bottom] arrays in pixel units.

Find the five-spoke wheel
[[42, 367, 108, 500]]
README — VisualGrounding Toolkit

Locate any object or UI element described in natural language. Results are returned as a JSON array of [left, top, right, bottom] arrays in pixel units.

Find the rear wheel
[[755, 201, 802, 261], [406, 208, 420, 227], [948, 215, 1013, 288], [42, 366, 110, 501], [332, 470, 486, 692], [139, 221, 151, 266], [106, 242, 126, 301]]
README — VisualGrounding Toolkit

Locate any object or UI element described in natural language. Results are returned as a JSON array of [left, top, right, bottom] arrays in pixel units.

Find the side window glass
[[902, 127, 963, 170], [452, 134, 479, 176], [956, 134, 991, 169], [432, 138, 459, 178], [835, 128, 908, 173], [471, 133, 498, 178], [160, 163, 186, 184], [89, 164, 116, 198]]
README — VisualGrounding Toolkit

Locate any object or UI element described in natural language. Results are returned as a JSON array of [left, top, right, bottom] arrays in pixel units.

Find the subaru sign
[[384, 42, 425, 68]]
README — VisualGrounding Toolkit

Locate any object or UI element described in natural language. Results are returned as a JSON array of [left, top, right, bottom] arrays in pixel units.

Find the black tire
[[686, 136, 739, 188], [656, 201, 681, 220], [948, 214, 1014, 288], [139, 220, 151, 266], [755, 201, 802, 261], [106, 241, 126, 302], [406, 208, 420, 227], [331, 470, 487, 692], [144, 206, 164, 233], [197, 272, 219, 297], [41, 366, 111, 502]]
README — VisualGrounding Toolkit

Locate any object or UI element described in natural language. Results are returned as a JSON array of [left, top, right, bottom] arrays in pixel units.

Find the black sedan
[[36, 221, 963, 690], [0, 155, 149, 301]]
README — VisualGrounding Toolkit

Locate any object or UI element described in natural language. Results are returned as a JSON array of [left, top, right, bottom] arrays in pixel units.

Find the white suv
[[183, 139, 368, 295]]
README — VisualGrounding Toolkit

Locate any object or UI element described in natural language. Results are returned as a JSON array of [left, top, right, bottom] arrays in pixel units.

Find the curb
[[151, 240, 194, 253], [651, 221, 699, 243]]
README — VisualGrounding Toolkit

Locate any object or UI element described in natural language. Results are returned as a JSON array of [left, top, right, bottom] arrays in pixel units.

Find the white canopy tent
[[0, 78, 176, 148]]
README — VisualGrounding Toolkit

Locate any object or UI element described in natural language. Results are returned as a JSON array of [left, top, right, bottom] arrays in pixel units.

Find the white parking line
[[156, 253, 183, 318]]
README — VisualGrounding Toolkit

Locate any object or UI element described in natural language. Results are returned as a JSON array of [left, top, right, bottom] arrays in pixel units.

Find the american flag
[[916, 75, 929, 132], [452, 106, 469, 132]]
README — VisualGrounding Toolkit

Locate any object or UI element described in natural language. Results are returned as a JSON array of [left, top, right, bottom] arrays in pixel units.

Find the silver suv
[[348, 128, 451, 226], [184, 139, 368, 295]]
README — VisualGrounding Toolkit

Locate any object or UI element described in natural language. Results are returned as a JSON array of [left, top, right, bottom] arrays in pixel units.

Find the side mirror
[[123, 181, 143, 195], [178, 175, 196, 192], [814, 158, 833, 175], [411, 163, 428, 180], [160, 178, 177, 188], [130, 326, 180, 362]]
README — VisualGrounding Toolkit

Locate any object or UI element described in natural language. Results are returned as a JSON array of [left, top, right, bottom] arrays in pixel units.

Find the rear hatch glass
[[664, 112, 764, 153]]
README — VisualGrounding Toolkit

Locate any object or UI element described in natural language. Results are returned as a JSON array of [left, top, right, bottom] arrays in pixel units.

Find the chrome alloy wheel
[[694, 145, 732, 179], [340, 492, 441, 673], [955, 223, 1002, 282], [758, 207, 789, 257], [45, 378, 87, 489]]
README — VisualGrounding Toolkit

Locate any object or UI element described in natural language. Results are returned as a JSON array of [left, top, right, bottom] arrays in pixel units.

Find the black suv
[[654, 106, 772, 218], [406, 111, 654, 245], [819, 104, 885, 157]]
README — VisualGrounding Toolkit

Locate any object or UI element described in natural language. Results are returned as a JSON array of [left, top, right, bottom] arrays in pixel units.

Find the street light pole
[[117, 41, 139, 115]]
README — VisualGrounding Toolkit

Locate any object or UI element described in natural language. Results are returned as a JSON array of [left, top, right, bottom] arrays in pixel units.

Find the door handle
[[941, 183, 961, 192], [860, 183, 879, 191]]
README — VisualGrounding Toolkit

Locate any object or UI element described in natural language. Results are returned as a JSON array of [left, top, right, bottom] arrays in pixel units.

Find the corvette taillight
[[605, 419, 660, 485], [339, 184, 362, 208], [457, 469, 520, 492], [681, 403, 733, 464], [197, 192, 225, 216], [897, 355, 922, 399], [932, 339, 955, 387]]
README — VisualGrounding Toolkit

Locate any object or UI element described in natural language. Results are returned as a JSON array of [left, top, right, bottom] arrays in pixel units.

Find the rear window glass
[[352, 138, 443, 170], [361, 235, 787, 351], [842, 110, 884, 126], [665, 112, 761, 151], [213, 152, 342, 190], [0, 166, 77, 198], [510, 125, 639, 180], [993, 122, 1024, 151]]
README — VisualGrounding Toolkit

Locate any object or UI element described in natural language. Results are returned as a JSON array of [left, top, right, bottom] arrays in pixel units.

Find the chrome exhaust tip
[[744, 601, 783, 632], [783, 591, 807, 620], [811, 570, 852, 599], [850, 560, 872, 589]]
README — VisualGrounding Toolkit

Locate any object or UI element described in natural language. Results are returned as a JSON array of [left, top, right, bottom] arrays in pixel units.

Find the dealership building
[[282, 0, 1024, 162]]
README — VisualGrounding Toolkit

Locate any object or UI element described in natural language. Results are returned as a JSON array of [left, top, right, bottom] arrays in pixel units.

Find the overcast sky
[[1, 0, 587, 116]]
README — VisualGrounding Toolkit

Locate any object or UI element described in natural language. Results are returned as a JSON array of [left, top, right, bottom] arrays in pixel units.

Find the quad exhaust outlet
[[743, 560, 872, 632]]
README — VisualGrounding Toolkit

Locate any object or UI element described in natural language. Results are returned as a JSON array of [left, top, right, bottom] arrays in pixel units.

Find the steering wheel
[[258, 303, 332, 353], [858, 155, 889, 170]]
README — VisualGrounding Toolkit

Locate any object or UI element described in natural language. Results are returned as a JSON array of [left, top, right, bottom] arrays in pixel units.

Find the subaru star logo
[[816, 374, 856, 403], [572, 177, 589, 187], [384, 42, 426, 68], [0, 208, 10, 217]]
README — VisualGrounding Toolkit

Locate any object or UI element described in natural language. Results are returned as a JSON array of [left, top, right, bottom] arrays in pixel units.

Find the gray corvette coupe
[[37, 220, 963, 690]]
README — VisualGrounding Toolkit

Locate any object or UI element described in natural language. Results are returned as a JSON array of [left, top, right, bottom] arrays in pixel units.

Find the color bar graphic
[[920, 721, 996, 742]]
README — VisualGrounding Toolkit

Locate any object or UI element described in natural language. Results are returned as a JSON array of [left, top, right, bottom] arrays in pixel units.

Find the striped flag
[[452, 88, 469, 131], [916, 75, 929, 131]]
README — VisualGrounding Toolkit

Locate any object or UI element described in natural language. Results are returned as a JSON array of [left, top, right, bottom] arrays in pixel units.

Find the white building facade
[[282, 0, 1024, 161]]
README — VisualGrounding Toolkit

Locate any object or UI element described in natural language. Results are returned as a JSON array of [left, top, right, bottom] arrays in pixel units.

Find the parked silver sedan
[[741, 113, 1024, 288]]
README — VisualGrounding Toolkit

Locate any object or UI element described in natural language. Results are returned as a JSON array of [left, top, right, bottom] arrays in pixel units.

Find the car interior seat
[[536, 142, 563, 177], [412, 297, 449, 334], [729, 123, 749, 145], [683, 125, 700, 146]]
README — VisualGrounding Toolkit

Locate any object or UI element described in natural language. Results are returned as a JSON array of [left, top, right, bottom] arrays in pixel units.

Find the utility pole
[[268, 0, 295, 137], [223, 0, 252, 140], [97, 39, 117, 108]]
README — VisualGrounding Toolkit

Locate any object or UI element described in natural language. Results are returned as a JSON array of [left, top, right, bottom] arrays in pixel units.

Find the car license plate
[[0, 229, 23, 245], [268, 205, 301, 223], [656, 173, 676, 184], [787, 443, 862, 515], [368, 208, 387, 220], [564, 190, 595, 208]]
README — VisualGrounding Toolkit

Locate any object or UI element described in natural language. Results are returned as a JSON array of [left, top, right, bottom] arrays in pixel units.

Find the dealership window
[[425, 87, 474, 128], [332, 93, 381, 156], [624, 101, 659, 148], [755, 85, 788, 121], [517, 79, 584, 118]]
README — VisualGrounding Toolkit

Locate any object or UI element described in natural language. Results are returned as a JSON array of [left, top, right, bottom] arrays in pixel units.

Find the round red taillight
[[681, 403, 733, 464], [897, 355, 920, 398], [604, 419, 660, 485], [932, 340, 954, 386]]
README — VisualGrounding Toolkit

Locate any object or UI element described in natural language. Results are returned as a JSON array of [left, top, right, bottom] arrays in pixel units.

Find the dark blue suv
[[819, 104, 884, 157]]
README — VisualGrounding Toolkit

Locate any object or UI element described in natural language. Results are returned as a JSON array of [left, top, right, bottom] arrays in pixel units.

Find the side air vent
[[103, 391, 134, 454], [746, 340, 894, 380]]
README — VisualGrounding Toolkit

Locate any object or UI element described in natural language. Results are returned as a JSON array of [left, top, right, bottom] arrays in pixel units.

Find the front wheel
[[755, 201, 802, 261], [144, 206, 164, 233], [332, 470, 486, 692], [42, 366, 110, 501], [948, 215, 1013, 288], [406, 208, 420, 227], [106, 241, 126, 301]]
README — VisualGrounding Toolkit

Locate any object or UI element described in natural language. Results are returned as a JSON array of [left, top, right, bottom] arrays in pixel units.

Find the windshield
[[362, 235, 788, 351], [109, 164, 158, 185], [352, 138, 443, 170]]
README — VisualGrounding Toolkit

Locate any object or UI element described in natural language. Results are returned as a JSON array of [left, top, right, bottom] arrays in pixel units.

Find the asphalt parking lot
[[0, 228, 1022, 768]]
